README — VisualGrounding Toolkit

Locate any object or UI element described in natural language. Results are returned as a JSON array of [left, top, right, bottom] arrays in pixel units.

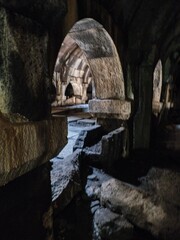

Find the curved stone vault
[[53, 18, 131, 120]]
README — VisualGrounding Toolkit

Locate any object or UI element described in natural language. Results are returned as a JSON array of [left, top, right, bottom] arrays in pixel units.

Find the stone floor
[[50, 114, 180, 240], [50, 117, 152, 240]]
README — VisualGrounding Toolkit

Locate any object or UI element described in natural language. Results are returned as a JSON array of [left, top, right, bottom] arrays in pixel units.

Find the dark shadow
[[86, 81, 92, 102], [53, 154, 94, 240], [65, 83, 74, 99]]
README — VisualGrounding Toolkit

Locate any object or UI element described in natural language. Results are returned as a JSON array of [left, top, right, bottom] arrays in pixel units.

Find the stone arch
[[68, 18, 125, 99], [152, 59, 163, 116], [53, 18, 130, 119], [53, 40, 91, 106]]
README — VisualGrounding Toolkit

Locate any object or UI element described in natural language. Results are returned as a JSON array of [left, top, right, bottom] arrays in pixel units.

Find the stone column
[[61, 83, 68, 105], [82, 83, 88, 103], [133, 65, 153, 149]]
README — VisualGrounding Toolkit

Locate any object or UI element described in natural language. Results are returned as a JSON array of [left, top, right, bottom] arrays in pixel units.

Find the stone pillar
[[55, 76, 62, 105], [82, 83, 88, 103], [133, 65, 153, 149], [61, 83, 68, 105]]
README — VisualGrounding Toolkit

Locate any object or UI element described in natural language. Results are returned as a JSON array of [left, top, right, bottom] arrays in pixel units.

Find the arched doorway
[[65, 83, 74, 98]]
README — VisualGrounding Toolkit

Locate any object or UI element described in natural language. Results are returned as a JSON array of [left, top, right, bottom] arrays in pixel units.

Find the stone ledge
[[89, 99, 131, 120], [0, 116, 67, 186]]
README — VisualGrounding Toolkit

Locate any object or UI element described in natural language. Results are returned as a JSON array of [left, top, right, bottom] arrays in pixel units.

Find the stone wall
[[0, 2, 67, 239], [0, 7, 49, 119], [0, 0, 67, 184]]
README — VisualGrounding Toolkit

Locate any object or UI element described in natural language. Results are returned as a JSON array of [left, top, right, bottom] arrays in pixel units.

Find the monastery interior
[[0, 0, 180, 240]]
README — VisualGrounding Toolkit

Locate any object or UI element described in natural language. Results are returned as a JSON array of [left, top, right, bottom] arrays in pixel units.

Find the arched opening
[[51, 18, 130, 165], [50, 19, 131, 240], [52, 35, 94, 108], [52, 18, 130, 118], [86, 79, 94, 102], [65, 82, 74, 98], [152, 60, 163, 117], [151, 60, 163, 147]]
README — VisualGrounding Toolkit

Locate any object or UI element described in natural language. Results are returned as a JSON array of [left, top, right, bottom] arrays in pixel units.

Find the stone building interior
[[0, 0, 180, 240]]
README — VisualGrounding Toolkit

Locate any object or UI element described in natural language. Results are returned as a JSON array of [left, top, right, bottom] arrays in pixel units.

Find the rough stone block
[[51, 150, 82, 212], [93, 207, 134, 240], [70, 29, 114, 59], [88, 57, 125, 99], [101, 127, 128, 169], [101, 178, 180, 240], [89, 99, 131, 120], [73, 125, 104, 151], [0, 115, 67, 186], [0, 7, 49, 120], [82, 127, 128, 171], [69, 19, 125, 100], [85, 167, 114, 201], [140, 167, 180, 207]]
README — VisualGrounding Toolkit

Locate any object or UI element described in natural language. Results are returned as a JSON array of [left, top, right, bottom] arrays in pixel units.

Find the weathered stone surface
[[0, 7, 50, 120], [0, 115, 67, 186], [83, 127, 128, 170], [88, 57, 125, 99], [73, 125, 104, 151], [0, 111, 28, 123], [70, 29, 114, 59], [68, 18, 125, 99], [93, 207, 134, 240], [85, 168, 112, 200], [51, 150, 81, 212], [140, 167, 180, 207], [100, 127, 128, 169], [70, 18, 103, 33], [101, 178, 180, 240], [89, 99, 131, 120]]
